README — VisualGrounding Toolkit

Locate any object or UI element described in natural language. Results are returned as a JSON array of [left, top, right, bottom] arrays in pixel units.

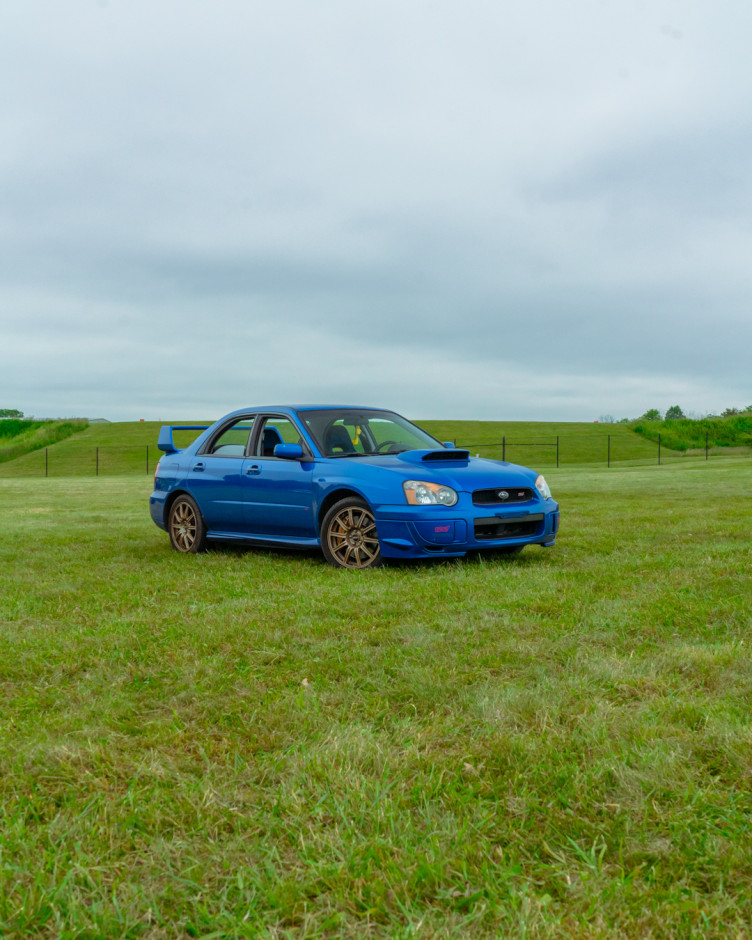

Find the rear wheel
[[168, 495, 207, 553], [321, 497, 382, 569]]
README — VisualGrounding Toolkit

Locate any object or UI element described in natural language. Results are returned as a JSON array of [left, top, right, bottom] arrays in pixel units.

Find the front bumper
[[372, 500, 559, 559]]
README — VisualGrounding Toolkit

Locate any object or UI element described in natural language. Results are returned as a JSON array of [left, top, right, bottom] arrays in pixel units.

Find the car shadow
[[202, 540, 545, 570]]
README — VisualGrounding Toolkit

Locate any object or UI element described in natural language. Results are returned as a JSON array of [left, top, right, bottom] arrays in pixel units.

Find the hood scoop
[[397, 448, 471, 465]]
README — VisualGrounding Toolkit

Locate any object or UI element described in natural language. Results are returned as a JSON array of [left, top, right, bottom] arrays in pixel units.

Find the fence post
[[607, 434, 611, 468], [658, 434, 661, 466], [556, 435, 559, 468], [502, 436, 506, 461], [96, 447, 99, 476]]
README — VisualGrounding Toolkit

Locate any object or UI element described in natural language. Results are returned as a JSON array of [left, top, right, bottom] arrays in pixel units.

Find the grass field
[[1, 460, 751, 937], [0, 418, 710, 479]]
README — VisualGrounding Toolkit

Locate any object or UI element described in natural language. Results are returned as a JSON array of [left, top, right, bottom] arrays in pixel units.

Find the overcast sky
[[1, 1, 750, 421]]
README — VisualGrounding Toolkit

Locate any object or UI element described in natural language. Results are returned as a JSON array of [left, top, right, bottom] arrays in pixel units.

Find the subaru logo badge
[[497, 490, 509, 500]]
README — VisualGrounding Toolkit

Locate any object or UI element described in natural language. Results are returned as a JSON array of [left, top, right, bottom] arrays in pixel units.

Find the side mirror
[[274, 442, 304, 460], [442, 441, 454, 448]]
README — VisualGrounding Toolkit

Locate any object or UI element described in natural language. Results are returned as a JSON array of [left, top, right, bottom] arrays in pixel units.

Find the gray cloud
[[1, 0, 751, 420]]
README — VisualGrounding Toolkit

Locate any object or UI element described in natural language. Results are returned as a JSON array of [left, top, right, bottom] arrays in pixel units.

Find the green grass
[[1, 461, 751, 937], [0, 419, 36, 439], [0, 419, 693, 479], [632, 414, 752, 453]]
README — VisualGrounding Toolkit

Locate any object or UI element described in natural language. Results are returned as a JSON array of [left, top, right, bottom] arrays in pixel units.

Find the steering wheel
[[375, 440, 400, 453]]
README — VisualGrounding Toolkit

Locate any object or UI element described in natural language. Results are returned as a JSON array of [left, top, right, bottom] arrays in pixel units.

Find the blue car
[[150, 406, 559, 569]]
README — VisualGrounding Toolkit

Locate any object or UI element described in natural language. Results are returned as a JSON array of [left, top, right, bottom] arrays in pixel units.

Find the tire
[[320, 497, 383, 569], [168, 494, 207, 553]]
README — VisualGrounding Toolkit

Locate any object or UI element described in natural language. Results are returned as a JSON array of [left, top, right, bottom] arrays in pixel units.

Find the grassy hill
[[632, 413, 752, 452], [419, 419, 661, 467], [0, 418, 88, 467], [0, 417, 676, 478], [0, 420, 208, 478]]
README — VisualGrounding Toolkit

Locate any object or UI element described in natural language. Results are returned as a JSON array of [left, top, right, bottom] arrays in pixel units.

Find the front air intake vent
[[474, 513, 544, 541]]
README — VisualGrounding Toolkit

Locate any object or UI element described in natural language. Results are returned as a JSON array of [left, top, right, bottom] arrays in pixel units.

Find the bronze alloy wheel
[[168, 495, 207, 553], [322, 498, 382, 569]]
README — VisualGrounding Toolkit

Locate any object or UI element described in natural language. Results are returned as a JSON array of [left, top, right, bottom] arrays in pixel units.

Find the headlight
[[403, 480, 458, 506], [535, 474, 552, 500]]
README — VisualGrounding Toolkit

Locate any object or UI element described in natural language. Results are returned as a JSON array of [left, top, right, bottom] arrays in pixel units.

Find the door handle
[[192, 462, 205, 472], [246, 465, 261, 475]]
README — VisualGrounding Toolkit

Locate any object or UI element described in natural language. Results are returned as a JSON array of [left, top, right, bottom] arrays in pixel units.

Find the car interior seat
[[261, 427, 284, 456], [324, 425, 356, 455]]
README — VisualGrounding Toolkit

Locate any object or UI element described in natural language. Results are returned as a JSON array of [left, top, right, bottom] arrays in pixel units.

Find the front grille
[[472, 486, 534, 506], [474, 513, 544, 541]]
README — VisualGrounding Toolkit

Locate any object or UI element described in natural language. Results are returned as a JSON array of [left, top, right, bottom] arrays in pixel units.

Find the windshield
[[300, 409, 442, 457]]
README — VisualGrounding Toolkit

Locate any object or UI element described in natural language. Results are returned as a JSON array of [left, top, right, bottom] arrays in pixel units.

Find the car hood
[[338, 449, 539, 492]]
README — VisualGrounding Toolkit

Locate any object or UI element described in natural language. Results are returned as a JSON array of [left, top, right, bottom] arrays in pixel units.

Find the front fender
[[312, 463, 404, 521]]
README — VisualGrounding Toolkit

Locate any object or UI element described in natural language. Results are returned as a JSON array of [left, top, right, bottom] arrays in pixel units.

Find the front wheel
[[320, 498, 383, 569], [168, 494, 207, 553]]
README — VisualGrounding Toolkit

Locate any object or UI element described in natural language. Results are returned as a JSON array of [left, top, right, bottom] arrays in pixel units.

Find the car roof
[[226, 405, 394, 416]]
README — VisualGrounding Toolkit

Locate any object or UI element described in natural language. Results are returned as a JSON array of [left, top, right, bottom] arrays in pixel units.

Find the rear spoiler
[[158, 425, 210, 454]]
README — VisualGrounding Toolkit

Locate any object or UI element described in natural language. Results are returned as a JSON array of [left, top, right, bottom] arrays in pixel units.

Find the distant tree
[[618, 417, 631, 424], [722, 407, 740, 417], [598, 414, 616, 423], [0, 408, 23, 418], [664, 405, 686, 421], [640, 408, 662, 421]]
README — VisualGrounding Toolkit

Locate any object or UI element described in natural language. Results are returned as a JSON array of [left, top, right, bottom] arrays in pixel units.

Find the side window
[[255, 416, 303, 457], [207, 417, 255, 457]]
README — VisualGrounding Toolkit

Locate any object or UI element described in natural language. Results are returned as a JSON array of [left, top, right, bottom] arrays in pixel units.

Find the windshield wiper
[[329, 449, 410, 458]]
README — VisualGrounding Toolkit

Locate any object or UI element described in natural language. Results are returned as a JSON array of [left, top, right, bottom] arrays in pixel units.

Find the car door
[[241, 414, 317, 539], [187, 415, 256, 534]]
